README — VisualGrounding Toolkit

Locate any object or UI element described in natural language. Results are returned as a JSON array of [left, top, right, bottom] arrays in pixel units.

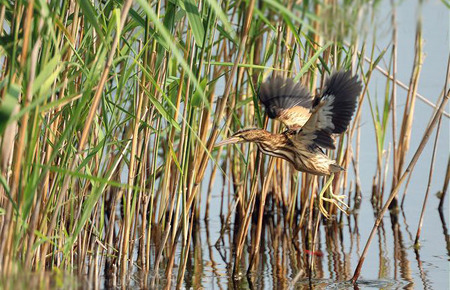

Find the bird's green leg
[[319, 173, 349, 219]]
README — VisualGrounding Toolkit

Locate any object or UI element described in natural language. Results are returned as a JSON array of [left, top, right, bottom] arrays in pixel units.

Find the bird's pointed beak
[[214, 136, 241, 147]]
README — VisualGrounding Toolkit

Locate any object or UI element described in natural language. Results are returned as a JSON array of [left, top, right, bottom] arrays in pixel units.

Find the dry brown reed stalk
[[176, 211, 195, 289], [390, 0, 398, 188], [367, 2, 398, 204], [351, 117, 362, 202], [366, 58, 450, 119], [309, 210, 321, 274], [151, 223, 171, 288], [438, 158, 450, 211], [184, 4, 256, 275], [121, 58, 145, 277], [193, 0, 255, 192], [351, 56, 450, 283], [0, 104, 18, 181], [36, 0, 134, 273], [156, 1, 254, 283], [392, 19, 423, 208], [345, 41, 450, 119], [233, 156, 262, 274], [413, 113, 443, 247], [438, 204, 450, 258], [205, 145, 224, 220], [381, 145, 391, 198], [413, 51, 450, 245], [354, 49, 384, 204], [2, 5, 42, 275], [245, 21, 298, 271], [248, 157, 275, 271]]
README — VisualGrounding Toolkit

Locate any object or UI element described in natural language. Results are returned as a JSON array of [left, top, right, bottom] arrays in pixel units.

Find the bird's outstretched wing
[[294, 71, 362, 149], [258, 77, 312, 129]]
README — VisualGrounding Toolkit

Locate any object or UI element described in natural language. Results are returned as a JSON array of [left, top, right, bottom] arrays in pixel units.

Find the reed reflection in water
[[96, 193, 446, 289]]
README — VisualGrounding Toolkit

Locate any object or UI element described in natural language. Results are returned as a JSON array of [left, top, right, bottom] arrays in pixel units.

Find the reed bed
[[0, 0, 448, 288]]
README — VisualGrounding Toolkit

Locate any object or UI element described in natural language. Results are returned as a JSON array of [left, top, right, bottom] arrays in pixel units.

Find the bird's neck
[[252, 130, 288, 153]]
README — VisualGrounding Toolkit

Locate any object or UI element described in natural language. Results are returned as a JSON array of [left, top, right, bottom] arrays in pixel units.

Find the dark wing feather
[[295, 71, 362, 149], [322, 71, 362, 134], [258, 77, 312, 121]]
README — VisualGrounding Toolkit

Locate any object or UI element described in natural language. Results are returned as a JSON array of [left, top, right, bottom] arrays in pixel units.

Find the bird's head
[[215, 128, 270, 147]]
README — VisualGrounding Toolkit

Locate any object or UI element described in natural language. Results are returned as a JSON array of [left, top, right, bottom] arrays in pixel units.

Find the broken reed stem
[[414, 112, 443, 246], [395, 18, 423, 190], [438, 53, 450, 212], [351, 57, 449, 283]]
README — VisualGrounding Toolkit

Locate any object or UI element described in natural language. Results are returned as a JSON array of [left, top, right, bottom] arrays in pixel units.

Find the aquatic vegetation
[[0, 0, 447, 288]]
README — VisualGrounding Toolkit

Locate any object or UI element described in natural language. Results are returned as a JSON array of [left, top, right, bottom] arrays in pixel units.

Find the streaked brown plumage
[[215, 128, 344, 175], [216, 71, 362, 176]]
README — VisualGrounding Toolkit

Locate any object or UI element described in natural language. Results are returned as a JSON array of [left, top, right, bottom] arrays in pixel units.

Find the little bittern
[[215, 71, 362, 176]]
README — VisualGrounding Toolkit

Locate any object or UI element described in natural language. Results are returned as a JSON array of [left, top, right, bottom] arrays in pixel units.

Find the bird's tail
[[329, 163, 345, 173]]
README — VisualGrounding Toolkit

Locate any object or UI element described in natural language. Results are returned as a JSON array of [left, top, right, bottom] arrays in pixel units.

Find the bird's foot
[[321, 192, 349, 215], [318, 175, 349, 219]]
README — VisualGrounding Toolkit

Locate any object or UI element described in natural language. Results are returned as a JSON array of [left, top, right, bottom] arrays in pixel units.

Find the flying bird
[[215, 71, 362, 176]]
